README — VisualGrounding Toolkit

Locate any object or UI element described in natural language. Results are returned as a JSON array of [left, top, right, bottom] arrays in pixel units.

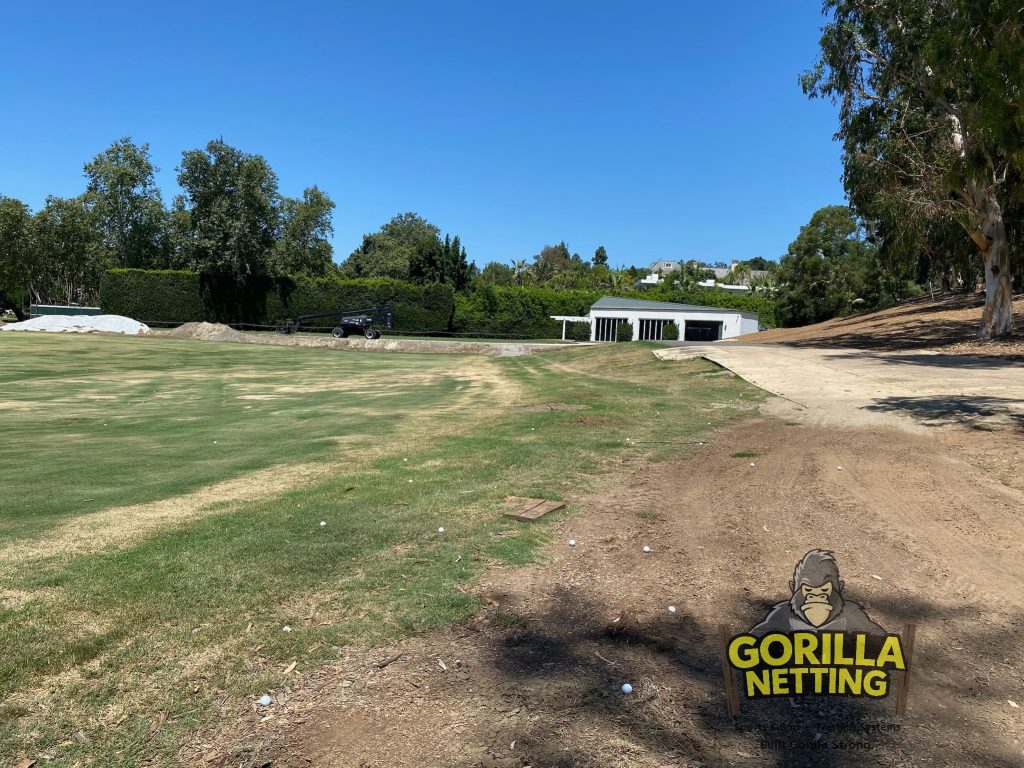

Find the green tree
[[804, 0, 1023, 338], [175, 139, 281, 281], [479, 261, 515, 286], [510, 258, 529, 287], [343, 212, 440, 280], [33, 195, 105, 305], [83, 138, 167, 269], [0, 196, 35, 318], [269, 185, 336, 276], [593, 245, 608, 266], [775, 206, 879, 326]]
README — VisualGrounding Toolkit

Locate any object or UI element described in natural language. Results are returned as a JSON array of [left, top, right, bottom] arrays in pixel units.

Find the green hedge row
[[100, 269, 205, 323], [100, 270, 454, 332], [453, 286, 602, 338], [265, 275, 453, 333], [99, 269, 776, 336]]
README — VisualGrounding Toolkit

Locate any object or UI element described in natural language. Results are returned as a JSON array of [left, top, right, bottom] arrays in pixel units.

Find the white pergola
[[551, 315, 591, 340]]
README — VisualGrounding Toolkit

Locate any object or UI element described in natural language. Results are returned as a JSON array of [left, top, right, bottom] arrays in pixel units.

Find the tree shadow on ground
[[863, 396, 1024, 431], [823, 351, 1024, 370], [459, 585, 1023, 768]]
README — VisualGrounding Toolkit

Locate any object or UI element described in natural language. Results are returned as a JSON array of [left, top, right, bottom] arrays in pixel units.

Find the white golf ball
[[668, 605, 677, 613], [642, 545, 651, 553], [403, 458, 408, 462], [282, 625, 291, 633], [258, 694, 273, 706], [319, 521, 326, 527], [437, 527, 445, 534], [568, 539, 576, 547], [837, 466, 843, 470], [621, 683, 633, 694], [749, 462, 755, 467]]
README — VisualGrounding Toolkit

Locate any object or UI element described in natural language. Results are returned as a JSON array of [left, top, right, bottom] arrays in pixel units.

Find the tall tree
[[84, 138, 167, 269], [593, 245, 608, 266], [0, 196, 35, 318], [33, 195, 105, 305], [343, 212, 440, 280], [804, 0, 1023, 338], [269, 185, 336, 276], [775, 206, 881, 327], [175, 139, 281, 281]]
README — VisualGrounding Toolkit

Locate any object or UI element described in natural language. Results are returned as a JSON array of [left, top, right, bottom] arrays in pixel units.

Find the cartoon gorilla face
[[789, 549, 845, 627]]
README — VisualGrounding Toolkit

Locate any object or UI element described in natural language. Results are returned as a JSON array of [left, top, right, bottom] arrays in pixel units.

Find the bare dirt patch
[[1, 463, 336, 571], [155, 325, 577, 357], [191, 419, 1024, 768], [740, 292, 1024, 357]]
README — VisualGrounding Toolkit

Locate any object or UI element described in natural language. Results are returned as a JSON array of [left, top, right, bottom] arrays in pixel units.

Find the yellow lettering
[[793, 632, 819, 665], [761, 633, 792, 666], [833, 633, 854, 665], [771, 667, 790, 694], [729, 635, 759, 669], [863, 669, 888, 697], [838, 667, 862, 695], [854, 634, 874, 667], [876, 636, 906, 670], [746, 669, 771, 697], [791, 667, 807, 694]]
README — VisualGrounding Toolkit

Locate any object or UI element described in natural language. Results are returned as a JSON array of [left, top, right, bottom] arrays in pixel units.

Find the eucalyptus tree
[[804, 0, 1023, 337]]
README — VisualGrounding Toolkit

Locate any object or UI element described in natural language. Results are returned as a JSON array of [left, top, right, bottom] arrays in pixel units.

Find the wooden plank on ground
[[503, 498, 565, 521]]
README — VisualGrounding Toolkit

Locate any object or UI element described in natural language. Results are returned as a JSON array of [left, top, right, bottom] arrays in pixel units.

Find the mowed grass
[[0, 334, 761, 765]]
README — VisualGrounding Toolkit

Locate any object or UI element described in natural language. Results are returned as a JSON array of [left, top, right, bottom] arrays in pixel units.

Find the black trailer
[[276, 305, 395, 340]]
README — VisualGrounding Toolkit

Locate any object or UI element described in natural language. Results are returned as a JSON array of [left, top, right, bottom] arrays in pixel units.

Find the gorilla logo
[[750, 549, 886, 636]]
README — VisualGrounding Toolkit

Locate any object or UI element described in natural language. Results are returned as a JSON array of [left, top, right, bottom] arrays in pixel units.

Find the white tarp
[[1, 314, 149, 335]]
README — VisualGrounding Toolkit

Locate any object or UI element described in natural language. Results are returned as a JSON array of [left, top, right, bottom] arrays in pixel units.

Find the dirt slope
[[191, 421, 1024, 768], [741, 293, 1024, 357]]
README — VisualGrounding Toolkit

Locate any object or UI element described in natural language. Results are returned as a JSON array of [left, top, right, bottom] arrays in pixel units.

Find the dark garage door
[[684, 320, 723, 341]]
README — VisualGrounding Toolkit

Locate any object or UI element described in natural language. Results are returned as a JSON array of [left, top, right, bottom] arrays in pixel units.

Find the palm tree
[[532, 257, 555, 285], [510, 258, 529, 287]]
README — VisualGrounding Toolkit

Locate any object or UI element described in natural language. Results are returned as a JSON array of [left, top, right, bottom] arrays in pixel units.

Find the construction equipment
[[276, 305, 394, 340]]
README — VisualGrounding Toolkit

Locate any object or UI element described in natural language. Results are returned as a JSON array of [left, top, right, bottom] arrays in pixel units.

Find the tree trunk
[[969, 183, 1014, 339]]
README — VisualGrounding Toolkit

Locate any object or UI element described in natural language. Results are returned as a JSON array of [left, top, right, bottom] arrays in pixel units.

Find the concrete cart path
[[656, 343, 1024, 432]]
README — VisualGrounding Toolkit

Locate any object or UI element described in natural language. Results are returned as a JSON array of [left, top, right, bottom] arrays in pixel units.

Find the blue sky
[[0, 2, 843, 269]]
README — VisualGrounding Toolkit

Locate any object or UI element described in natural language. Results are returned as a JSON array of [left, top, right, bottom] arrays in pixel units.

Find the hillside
[[739, 292, 1024, 357]]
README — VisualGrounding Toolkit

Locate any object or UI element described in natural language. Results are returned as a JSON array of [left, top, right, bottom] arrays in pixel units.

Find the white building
[[552, 296, 760, 342]]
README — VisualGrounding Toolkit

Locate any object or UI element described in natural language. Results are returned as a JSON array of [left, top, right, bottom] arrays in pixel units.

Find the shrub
[[615, 321, 634, 343], [662, 321, 679, 340], [453, 286, 601, 338], [565, 320, 591, 341], [100, 269, 204, 323]]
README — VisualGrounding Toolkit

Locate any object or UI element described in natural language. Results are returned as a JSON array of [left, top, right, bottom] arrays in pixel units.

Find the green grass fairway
[[0, 334, 761, 765]]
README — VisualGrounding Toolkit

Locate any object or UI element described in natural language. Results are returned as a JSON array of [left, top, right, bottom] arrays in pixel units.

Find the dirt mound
[[164, 322, 249, 342], [739, 292, 1024, 356], [0, 314, 149, 335]]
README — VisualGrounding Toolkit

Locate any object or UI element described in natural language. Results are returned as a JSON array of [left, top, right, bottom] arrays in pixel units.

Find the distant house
[[552, 296, 760, 342]]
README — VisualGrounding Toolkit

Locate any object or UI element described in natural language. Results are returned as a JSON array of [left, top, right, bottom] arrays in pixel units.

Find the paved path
[[656, 343, 1024, 432]]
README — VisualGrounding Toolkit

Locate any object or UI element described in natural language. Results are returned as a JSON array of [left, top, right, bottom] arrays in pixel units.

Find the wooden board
[[503, 498, 565, 521]]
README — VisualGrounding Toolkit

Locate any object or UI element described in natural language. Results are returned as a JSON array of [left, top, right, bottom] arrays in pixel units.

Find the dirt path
[[193, 419, 1024, 768], [656, 345, 1024, 433]]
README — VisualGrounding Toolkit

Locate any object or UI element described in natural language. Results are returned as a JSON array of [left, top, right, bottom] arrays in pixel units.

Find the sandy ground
[[656, 345, 1024, 433], [741, 293, 1024, 358], [190, 418, 1024, 768]]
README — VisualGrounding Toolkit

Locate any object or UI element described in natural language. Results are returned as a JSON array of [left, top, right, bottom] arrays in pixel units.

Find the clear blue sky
[[1, 1, 844, 269]]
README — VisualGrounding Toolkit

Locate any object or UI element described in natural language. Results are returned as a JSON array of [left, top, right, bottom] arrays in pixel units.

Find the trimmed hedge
[[100, 269, 205, 323], [100, 270, 454, 332], [265, 276, 453, 333], [565, 320, 591, 341], [615, 321, 634, 343], [454, 286, 602, 338], [662, 321, 679, 340]]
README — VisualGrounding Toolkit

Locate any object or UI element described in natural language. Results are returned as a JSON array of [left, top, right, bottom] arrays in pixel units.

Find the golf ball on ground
[[668, 605, 677, 613], [621, 683, 633, 694], [642, 545, 652, 553], [568, 539, 576, 547], [319, 521, 326, 527], [437, 527, 445, 534], [258, 694, 272, 706]]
